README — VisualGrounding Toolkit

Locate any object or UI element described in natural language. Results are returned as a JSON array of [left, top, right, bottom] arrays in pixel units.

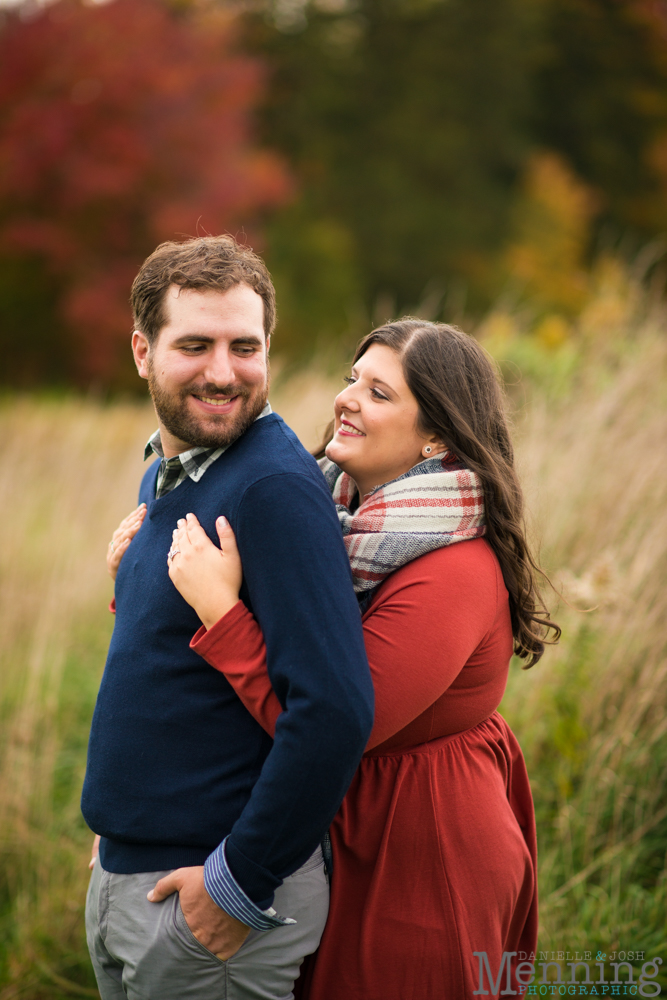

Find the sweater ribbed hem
[[98, 838, 213, 874]]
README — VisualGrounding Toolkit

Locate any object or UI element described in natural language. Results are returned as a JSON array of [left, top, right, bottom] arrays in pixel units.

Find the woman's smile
[[326, 343, 440, 500], [337, 418, 365, 437]]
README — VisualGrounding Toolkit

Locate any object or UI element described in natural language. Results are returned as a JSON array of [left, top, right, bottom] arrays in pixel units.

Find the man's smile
[[191, 392, 242, 414]]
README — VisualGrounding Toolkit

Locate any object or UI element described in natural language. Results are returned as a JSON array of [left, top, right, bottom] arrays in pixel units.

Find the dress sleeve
[[192, 541, 503, 750], [210, 471, 373, 911], [191, 601, 281, 736]]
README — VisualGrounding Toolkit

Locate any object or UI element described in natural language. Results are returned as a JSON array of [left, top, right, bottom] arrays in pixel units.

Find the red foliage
[[0, 0, 291, 385]]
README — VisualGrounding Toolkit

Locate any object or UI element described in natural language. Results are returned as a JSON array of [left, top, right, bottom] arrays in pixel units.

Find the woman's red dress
[[192, 538, 538, 1000]]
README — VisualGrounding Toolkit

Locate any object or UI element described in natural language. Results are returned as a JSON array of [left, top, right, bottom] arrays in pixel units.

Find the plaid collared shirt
[[144, 403, 272, 498]]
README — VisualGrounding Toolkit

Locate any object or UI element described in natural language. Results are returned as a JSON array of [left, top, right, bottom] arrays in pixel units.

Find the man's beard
[[147, 358, 269, 451]]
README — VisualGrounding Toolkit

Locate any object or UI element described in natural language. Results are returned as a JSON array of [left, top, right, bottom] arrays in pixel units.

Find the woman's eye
[[370, 388, 388, 401], [343, 376, 356, 385]]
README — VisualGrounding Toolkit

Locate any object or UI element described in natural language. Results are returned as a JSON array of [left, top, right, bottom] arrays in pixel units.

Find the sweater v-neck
[[146, 461, 202, 518], [145, 412, 279, 517]]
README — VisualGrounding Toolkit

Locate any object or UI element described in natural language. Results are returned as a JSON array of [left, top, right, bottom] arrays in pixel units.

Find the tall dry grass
[[0, 400, 155, 997], [500, 321, 667, 960], [0, 291, 665, 995]]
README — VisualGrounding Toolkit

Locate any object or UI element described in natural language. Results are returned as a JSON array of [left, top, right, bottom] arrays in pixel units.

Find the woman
[[109, 320, 558, 999]]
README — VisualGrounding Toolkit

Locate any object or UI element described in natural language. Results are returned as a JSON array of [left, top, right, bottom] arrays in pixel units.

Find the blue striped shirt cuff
[[203, 837, 297, 931]]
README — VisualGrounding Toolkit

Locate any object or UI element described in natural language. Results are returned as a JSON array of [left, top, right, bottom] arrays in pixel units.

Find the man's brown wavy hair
[[131, 235, 276, 344], [316, 319, 560, 667]]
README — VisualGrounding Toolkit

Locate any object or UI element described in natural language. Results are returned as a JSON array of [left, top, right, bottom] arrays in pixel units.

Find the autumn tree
[[0, 0, 290, 388]]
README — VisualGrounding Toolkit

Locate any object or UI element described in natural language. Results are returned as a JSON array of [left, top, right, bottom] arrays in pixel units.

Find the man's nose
[[203, 346, 236, 387]]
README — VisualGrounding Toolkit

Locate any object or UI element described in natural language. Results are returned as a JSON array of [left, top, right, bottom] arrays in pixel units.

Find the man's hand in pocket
[[148, 866, 251, 960]]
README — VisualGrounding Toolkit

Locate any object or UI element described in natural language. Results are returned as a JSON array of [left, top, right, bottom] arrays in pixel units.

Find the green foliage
[[531, 0, 667, 237], [246, 0, 667, 354], [266, 203, 364, 355], [249, 0, 541, 336], [0, 256, 71, 389]]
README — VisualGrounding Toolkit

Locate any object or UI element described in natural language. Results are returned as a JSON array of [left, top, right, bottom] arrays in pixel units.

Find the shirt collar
[[143, 402, 272, 481]]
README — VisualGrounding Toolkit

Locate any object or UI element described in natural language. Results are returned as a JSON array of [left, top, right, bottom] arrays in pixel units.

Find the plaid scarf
[[318, 451, 486, 597]]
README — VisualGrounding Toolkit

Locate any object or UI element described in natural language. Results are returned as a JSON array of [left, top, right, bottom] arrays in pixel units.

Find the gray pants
[[85, 850, 328, 1000]]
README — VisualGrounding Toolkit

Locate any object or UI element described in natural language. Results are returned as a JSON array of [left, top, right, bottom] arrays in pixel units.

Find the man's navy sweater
[[81, 413, 374, 906]]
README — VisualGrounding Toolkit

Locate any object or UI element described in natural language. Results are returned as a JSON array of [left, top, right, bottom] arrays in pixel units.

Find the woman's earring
[[423, 446, 432, 455]]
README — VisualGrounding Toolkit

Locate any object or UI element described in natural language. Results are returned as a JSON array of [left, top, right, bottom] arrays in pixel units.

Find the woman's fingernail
[[218, 516, 228, 528], [147, 891, 154, 901], [186, 512, 194, 520]]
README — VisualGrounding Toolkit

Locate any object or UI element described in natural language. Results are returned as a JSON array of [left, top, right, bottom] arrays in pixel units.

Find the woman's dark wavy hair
[[315, 319, 560, 667]]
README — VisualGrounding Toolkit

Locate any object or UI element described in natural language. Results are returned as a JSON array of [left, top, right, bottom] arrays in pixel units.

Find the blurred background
[[0, 0, 666, 995]]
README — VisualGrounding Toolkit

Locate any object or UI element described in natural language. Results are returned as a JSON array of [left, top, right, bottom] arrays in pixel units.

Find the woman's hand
[[89, 833, 101, 870], [107, 504, 146, 580], [168, 513, 243, 630]]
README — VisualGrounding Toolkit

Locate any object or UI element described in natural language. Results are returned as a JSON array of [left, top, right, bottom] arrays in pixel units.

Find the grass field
[[0, 285, 665, 996]]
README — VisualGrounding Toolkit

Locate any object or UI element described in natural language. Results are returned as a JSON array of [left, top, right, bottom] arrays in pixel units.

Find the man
[[82, 236, 374, 999]]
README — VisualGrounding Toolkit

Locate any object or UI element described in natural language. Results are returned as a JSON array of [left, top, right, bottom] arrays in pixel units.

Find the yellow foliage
[[476, 310, 518, 346], [506, 152, 598, 316], [533, 314, 572, 350], [579, 255, 638, 338]]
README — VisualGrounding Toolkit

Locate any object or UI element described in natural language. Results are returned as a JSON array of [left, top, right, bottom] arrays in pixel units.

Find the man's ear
[[265, 334, 271, 357], [132, 330, 150, 380]]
